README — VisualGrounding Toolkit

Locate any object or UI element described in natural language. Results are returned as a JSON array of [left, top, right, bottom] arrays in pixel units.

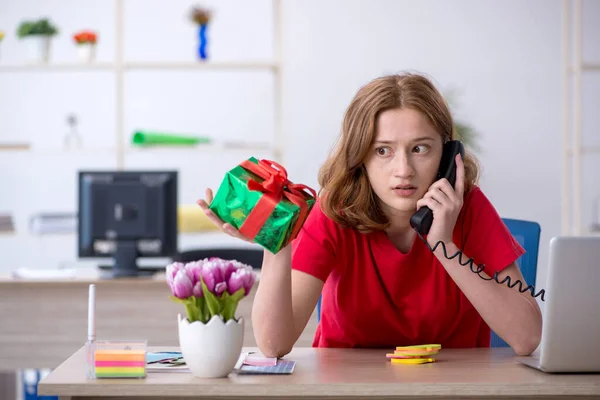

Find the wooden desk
[[0, 269, 317, 370], [39, 346, 600, 400]]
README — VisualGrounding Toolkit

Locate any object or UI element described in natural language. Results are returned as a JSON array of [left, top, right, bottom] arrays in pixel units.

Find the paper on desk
[[145, 352, 291, 374], [146, 352, 189, 373]]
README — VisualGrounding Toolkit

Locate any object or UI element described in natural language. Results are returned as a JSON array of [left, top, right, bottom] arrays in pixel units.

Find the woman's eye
[[376, 147, 391, 156], [413, 145, 430, 154]]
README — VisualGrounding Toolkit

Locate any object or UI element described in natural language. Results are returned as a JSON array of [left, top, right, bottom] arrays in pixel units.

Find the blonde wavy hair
[[318, 72, 481, 233]]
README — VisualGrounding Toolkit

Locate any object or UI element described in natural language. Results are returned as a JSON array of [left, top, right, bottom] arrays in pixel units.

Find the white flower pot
[[23, 36, 51, 63], [178, 314, 244, 378], [77, 44, 96, 63]]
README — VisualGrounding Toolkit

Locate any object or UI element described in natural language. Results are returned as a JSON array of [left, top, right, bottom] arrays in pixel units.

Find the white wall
[[281, 0, 599, 309], [1, 0, 599, 310]]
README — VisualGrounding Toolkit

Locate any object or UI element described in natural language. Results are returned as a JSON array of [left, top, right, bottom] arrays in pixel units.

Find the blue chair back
[[490, 218, 541, 347], [317, 296, 322, 322], [316, 218, 542, 348]]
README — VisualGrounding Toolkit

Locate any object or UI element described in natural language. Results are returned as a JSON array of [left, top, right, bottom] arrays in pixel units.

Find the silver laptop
[[517, 236, 600, 373]]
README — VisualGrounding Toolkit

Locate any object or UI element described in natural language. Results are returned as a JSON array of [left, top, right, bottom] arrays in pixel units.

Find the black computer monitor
[[78, 170, 178, 278]]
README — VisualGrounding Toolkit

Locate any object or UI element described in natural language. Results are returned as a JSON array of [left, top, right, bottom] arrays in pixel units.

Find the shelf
[[0, 231, 75, 239], [0, 63, 115, 72], [0, 230, 261, 244], [0, 144, 276, 154], [0, 146, 115, 154], [566, 146, 600, 156], [0, 143, 30, 151], [123, 61, 278, 71], [0, 61, 278, 73], [582, 63, 600, 71], [568, 63, 600, 72], [126, 142, 274, 153]]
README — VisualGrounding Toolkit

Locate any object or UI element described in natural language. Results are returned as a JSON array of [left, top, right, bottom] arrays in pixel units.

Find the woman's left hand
[[415, 154, 465, 247]]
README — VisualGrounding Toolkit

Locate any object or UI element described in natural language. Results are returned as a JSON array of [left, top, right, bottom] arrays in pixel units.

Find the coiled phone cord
[[416, 232, 546, 302]]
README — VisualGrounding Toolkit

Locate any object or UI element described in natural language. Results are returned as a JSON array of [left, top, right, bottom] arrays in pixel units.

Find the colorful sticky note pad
[[94, 345, 147, 378]]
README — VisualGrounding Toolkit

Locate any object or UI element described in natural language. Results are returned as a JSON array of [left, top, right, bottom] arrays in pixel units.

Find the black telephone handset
[[410, 140, 465, 235], [408, 140, 546, 302]]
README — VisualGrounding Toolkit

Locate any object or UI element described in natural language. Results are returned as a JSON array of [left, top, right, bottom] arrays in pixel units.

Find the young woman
[[197, 72, 542, 358]]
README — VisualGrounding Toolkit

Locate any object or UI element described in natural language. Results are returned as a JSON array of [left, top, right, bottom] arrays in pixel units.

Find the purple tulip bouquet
[[166, 258, 256, 323]]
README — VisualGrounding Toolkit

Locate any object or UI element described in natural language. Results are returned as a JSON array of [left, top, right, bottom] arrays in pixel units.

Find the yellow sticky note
[[395, 344, 441, 351], [387, 352, 437, 359], [391, 358, 435, 365]]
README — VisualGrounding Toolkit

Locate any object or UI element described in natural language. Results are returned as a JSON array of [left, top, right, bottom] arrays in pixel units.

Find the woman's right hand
[[196, 188, 254, 243]]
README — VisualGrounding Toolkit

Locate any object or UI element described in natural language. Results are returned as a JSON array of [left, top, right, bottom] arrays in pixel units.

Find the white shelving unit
[[0, 0, 283, 246], [561, 0, 599, 236], [0, 0, 284, 169]]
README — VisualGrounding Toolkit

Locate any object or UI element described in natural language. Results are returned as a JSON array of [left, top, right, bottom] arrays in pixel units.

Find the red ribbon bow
[[239, 159, 316, 243]]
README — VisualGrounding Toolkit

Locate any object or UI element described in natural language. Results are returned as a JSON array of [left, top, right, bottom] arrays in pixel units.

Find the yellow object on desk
[[391, 358, 436, 364], [178, 205, 219, 232], [387, 344, 441, 365], [396, 344, 441, 352]]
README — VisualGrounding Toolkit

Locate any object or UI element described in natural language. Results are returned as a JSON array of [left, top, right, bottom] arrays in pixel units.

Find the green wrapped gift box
[[208, 157, 316, 254]]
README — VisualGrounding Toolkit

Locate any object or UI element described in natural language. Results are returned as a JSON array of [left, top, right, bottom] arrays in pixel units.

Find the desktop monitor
[[78, 170, 178, 278]]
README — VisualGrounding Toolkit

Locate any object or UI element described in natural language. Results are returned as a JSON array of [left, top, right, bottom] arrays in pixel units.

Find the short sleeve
[[456, 187, 525, 277], [291, 201, 339, 283]]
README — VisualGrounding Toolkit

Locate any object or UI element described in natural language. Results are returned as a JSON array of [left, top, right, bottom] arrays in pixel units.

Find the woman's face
[[364, 107, 443, 218]]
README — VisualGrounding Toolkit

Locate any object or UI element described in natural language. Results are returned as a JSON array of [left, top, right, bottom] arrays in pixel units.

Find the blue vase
[[198, 24, 208, 60]]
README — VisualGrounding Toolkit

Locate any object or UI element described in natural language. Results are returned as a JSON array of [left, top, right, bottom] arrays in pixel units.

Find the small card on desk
[[146, 352, 189, 373], [237, 359, 296, 375], [234, 352, 296, 375]]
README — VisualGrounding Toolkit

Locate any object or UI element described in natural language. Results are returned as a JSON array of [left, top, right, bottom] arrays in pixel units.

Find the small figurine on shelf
[[63, 113, 82, 150], [16, 18, 59, 63], [73, 30, 98, 63], [190, 6, 212, 61]]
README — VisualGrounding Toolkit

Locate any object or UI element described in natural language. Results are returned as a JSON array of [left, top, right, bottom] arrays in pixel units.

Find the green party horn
[[132, 130, 212, 146]]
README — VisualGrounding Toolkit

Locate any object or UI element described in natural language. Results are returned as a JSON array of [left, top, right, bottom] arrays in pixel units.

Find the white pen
[[88, 284, 96, 342], [86, 283, 96, 379]]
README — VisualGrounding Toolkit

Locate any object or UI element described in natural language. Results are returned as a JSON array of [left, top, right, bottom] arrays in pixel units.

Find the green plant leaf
[[170, 295, 190, 304], [16, 18, 58, 38], [221, 288, 245, 321], [230, 288, 245, 303], [220, 291, 232, 321], [201, 280, 223, 319], [184, 301, 197, 322], [195, 296, 207, 323], [202, 293, 209, 321], [170, 295, 204, 322]]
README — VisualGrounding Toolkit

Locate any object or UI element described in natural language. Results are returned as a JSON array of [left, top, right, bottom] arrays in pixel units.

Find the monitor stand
[[98, 241, 164, 279]]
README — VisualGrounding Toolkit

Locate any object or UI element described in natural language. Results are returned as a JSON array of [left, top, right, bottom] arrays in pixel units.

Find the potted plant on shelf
[[166, 257, 256, 378], [73, 30, 97, 63], [16, 18, 58, 63], [190, 6, 212, 61], [445, 90, 481, 153]]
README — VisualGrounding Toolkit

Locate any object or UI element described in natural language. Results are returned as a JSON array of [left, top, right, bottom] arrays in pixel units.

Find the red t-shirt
[[291, 186, 525, 349]]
